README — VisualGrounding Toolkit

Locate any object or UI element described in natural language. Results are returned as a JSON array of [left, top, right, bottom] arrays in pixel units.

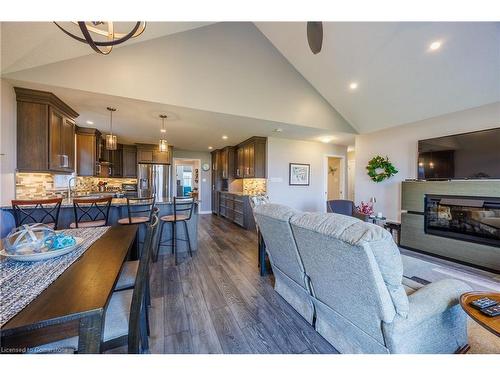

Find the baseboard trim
[[199, 211, 212, 215]]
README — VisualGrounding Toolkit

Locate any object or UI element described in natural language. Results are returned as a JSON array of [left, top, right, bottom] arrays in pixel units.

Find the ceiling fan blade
[[307, 21, 323, 54]]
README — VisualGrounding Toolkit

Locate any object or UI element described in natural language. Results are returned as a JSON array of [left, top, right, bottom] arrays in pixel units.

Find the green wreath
[[366, 155, 398, 183]]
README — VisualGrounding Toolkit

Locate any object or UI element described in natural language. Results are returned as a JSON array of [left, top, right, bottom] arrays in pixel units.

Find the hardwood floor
[[146, 213, 337, 354]]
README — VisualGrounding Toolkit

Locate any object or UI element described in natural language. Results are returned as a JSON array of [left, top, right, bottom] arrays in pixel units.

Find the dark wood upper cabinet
[[235, 137, 266, 179], [122, 145, 137, 178], [136, 144, 172, 164], [109, 146, 123, 178], [220, 146, 234, 180], [16, 87, 78, 174], [76, 127, 101, 177], [235, 146, 244, 178]]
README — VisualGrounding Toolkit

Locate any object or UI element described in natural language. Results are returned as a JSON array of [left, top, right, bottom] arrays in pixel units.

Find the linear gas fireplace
[[425, 195, 500, 248]]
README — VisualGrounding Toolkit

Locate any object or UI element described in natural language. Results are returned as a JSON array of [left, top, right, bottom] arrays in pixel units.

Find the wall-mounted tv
[[418, 127, 500, 180]]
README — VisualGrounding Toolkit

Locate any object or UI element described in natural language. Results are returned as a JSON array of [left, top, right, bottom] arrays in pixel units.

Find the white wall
[[267, 137, 347, 212], [0, 79, 16, 206], [172, 150, 211, 213], [354, 102, 500, 221]]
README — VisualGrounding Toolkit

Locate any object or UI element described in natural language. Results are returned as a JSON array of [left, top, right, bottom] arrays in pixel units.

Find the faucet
[[68, 176, 77, 200]]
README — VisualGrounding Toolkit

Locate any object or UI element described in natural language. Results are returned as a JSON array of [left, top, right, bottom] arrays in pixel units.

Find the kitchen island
[[0, 197, 198, 254]]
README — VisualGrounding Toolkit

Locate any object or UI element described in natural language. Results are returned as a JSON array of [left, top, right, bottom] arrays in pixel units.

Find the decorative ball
[[3, 224, 56, 255]]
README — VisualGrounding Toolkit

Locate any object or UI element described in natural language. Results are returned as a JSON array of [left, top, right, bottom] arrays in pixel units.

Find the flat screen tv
[[417, 127, 500, 180]]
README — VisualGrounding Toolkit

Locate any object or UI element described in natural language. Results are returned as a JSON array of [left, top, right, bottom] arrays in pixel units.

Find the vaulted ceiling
[[256, 22, 500, 133], [2, 21, 498, 151]]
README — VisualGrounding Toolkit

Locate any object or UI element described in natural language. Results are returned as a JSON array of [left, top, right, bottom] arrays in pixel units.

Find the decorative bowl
[[3, 224, 55, 255], [1, 237, 84, 262]]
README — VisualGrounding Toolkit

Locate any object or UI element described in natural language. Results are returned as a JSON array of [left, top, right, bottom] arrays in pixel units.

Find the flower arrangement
[[356, 201, 374, 216]]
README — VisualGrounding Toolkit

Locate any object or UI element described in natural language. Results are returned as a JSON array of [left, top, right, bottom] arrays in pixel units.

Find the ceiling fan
[[307, 22, 323, 54]]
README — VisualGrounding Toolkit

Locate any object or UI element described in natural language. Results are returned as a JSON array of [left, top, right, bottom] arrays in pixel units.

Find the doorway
[[173, 158, 201, 200], [324, 155, 345, 205]]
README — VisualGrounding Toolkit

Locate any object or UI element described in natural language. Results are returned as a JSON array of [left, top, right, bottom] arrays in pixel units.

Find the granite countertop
[[1, 197, 199, 209]]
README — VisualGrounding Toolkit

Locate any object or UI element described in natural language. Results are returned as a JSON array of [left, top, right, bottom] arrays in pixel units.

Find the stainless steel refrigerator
[[137, 163, 172, 200]]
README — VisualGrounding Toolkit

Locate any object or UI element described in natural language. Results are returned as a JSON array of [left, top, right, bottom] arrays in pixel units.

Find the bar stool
[[11, 198, 63, 230], [157, 197, 194, 265], [118, 196, 156, 225], [70, 196, 112, 228]]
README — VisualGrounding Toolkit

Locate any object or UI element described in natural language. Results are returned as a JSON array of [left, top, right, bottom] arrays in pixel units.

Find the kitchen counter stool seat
[[69, 219, 106, 229], [159, 214, 189, 222], [118, 216, 150, 225]]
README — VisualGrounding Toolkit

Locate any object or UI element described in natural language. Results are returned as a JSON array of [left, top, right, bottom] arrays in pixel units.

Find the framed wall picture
[[289, 163, 310, 186]]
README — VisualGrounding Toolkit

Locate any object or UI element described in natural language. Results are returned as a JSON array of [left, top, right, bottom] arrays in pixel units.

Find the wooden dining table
[[1, 224, 138, 353]]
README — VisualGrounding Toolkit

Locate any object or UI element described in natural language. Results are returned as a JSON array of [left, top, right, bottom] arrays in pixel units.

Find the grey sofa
[[254, 203, 470, 354], [253, 204, 315, 323]]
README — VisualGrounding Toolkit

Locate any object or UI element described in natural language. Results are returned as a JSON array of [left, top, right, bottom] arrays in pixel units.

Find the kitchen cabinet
[[136, 144, 173, 164], [220, 146, 234, 180], [235, 136, 266, 178], [235, 146, 244, 178], [15, 87, 79, 174], [109, 146, 123, 178], [76, 127, 100, 176], [122, 145, 137, 178], [218, 192, 256, 230]]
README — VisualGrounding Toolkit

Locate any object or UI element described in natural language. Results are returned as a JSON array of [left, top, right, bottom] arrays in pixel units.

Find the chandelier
[[106, 107, 117, 150], [159, 115, 168, 152], [54, 21, 146, 55]]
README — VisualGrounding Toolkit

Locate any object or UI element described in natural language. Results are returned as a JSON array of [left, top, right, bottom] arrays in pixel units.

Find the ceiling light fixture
[[54, 21, 146, 55], [105, 107, 117, 150], [222, 135, 228, 140], [349, 82, 358, 90], [159, 115, 168, 152], [208, 146, 213, 150], [86, 120, 94, 125], [274, 128, 283, 132], [429, 41, 442, 51], [320, 136, 335, 143]]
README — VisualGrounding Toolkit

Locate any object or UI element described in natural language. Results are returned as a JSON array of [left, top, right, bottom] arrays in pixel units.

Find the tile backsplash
[[15, 173, 58, 200], [75, 177, 137, 192], [242, 178, 267, 196], [15, 173, 137, 200]]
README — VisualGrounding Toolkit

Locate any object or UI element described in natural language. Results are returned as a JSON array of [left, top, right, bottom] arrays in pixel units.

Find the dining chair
[[29, 212, 159, 354], [70, 196, 112, 228], [157, 197, 194, 265], [11, 198, 63, 230], [115, 207, 160, 336]]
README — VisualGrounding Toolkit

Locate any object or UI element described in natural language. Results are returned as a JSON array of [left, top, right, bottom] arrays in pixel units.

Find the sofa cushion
[[290, 212, 409, 317]]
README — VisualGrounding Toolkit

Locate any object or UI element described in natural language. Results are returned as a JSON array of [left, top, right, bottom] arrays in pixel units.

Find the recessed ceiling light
[[222, 135, 228, 140], [349, 82, 358, 90], [86, 120, 94, 125], [429, 41, 442, 51], [208, 146, 213, 150], [160, 129, 166, 133], [274, 128, 283, 132], [320, 136, 336, 143]]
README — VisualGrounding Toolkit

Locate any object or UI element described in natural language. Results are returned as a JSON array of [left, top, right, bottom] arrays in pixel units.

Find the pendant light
[[54, 22, 146, 55], [159, 115, 168, 152], [106, 107, 117, 150]]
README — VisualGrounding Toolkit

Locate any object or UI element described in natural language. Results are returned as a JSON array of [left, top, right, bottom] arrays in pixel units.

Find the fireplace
[[424, 194, 500, 248]]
